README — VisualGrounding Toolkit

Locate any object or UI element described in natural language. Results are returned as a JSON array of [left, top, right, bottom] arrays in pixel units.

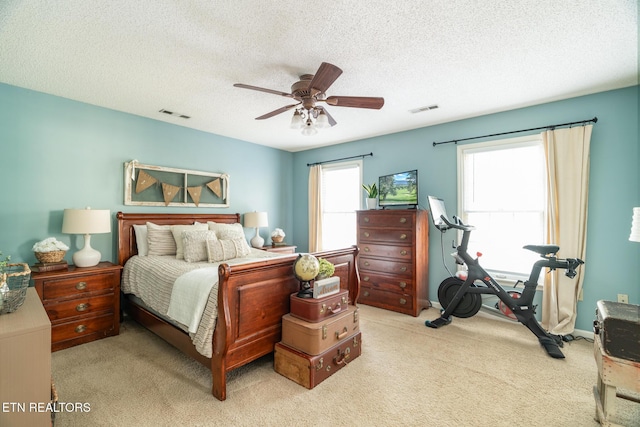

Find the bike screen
[[428, 196, 450, 231]]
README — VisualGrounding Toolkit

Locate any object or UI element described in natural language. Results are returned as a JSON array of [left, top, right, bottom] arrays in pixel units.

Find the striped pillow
[[146, 222, 176, 256]]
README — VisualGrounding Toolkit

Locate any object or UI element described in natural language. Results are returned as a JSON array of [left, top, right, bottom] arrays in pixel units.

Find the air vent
[[159, 109, 191, 119], [409, 105, 439, 114]]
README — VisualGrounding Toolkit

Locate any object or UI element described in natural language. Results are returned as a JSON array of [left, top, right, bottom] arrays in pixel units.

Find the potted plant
[[362, 183, 378, 209], [315, 258, 335, 280]]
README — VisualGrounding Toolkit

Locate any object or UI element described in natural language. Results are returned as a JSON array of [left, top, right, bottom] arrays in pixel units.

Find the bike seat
[[523, 244, 559, 255]]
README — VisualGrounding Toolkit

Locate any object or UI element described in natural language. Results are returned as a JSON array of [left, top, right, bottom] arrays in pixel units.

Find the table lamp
[[62, 207, 111, 267], [244, 211, 268, 248]]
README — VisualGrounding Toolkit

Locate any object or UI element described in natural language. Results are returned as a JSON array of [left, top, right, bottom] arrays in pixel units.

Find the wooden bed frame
[[117, 212, 360, 401]]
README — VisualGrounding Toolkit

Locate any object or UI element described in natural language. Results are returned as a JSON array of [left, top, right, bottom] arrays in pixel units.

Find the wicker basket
[[35, 250, 66, 263], [272, 235, 284, 243], [0, 263, 31, 314]]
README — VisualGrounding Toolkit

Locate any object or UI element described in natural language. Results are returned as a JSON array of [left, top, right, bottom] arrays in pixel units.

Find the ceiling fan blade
[[316, 106, 337, 127], [233, 83, 293, 98], [325, 96, 384, 109], [308, 62, 343, 96], [255, 103, 300, 120]]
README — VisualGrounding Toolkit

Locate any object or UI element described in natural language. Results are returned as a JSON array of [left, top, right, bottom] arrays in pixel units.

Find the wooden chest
[[357, 209, 430, 316], [274, 332, 362, 389], [281, 306, 359, 355], [593, 300, 640, 363], [32, 262, 122, 351], [289, 290, 349, 323]]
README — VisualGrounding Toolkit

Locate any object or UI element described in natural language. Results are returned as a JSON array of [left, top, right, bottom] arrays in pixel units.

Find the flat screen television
[[378, 170, 418, 208]]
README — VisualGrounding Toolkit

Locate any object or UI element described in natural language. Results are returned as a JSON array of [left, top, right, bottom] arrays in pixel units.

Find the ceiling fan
[[233, 62, 384, 135]]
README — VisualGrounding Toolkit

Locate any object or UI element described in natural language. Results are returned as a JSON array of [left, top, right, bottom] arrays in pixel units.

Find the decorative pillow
[[133, 224, 148, 256], [146, 222, 177, 256], [171, 224, 208, 259], [208, 222, 252, 255], [207, 237, 252, 262], [218, 229, 252, 256], [183, 230, 218, 263]]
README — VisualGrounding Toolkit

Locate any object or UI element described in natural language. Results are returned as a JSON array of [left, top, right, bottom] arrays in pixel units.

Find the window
[[458, 135, 546, 281], [321, 160, 362, 250]]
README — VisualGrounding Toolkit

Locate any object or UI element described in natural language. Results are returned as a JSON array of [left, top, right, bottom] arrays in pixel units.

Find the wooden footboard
[[117, 210, 359, 402], [211, 246, 359, 400]]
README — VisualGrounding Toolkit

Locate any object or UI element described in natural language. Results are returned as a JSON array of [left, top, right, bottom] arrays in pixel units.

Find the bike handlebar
[[440, 215, 475, 232]]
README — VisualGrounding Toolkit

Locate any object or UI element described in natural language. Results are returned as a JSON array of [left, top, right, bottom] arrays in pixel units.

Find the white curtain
[[308, 165, 323, 252], [541, 125, 592, 335]]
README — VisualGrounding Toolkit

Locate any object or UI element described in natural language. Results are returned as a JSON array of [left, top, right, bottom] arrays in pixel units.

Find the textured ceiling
[[0, 1, 637, 152]]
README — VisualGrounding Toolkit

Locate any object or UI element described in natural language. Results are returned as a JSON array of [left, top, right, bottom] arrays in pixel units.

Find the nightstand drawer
[[42, 272, 117, 300], [51, 313, 115, 344], [44, 294, 115, 321]]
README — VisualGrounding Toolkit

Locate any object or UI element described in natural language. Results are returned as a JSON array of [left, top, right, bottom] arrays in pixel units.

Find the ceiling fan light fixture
[[315, 109, 331, 129], [301, 118, 318, 136], [290, 110, 304, 129]]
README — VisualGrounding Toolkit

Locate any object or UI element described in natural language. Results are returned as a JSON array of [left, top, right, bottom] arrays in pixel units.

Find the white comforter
[[121, 248, 288, 357]]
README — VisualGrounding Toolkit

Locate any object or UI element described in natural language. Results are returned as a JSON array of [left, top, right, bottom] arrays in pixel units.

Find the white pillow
[[146, 222, 176, 256], [207, 237, 251, 262], [133, 224, 148, 256], [171, 224, 208, 259], [183, 230, 218, 263], [207, 222, 252, 254]]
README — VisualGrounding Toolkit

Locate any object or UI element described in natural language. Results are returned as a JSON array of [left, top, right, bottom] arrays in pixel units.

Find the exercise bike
[[424, 196, 584, 359]]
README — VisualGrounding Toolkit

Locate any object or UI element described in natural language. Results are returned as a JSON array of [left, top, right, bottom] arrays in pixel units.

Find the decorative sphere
[[293, 254, 320, 282]]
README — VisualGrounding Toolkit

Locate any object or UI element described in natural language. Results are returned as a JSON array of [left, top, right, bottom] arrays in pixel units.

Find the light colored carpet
[[51, 305, 639, 427]]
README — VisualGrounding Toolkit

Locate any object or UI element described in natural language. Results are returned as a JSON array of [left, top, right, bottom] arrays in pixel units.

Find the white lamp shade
[[630, 207, 640, 242], [244, 212, 268, 228], [62, 208, 111, 234]]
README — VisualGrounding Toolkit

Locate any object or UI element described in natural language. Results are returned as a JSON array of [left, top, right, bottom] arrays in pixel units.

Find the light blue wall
[[292, 85, 640, 332], [0, 83, 293, 264]]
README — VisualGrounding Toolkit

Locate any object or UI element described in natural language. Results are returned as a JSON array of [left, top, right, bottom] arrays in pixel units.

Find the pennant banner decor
[[206, 178, 223, 198], [135, 170, 157, 193], [162, 183, 181, 206], [187, 186, 202, 206]]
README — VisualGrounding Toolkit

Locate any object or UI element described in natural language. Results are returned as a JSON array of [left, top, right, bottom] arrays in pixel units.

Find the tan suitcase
[[289, 289, 349, 323], [274, 332, 362, 389], [281, 305, 359, 355]]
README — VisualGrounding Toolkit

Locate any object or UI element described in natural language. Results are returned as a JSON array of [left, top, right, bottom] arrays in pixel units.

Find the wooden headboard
[[116, 212, 241, 266]]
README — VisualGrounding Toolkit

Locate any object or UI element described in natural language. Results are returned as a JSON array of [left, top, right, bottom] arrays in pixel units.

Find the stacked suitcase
[[274, 288, 361, 389]]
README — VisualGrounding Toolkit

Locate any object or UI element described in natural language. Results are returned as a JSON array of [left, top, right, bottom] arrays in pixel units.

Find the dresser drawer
[[359, 257, 413, 278], [360, 243, 412, 260], [359, 228, 414, 245], [360, 272, 414, 294], [360, 286, 414, 312], [44, 294, 115, 321], [358, 212, 415, 229], [51, 313, 115, 344], [42, 272, 117, 300]]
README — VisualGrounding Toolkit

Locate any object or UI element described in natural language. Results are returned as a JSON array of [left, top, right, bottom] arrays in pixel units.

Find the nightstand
[[260, 244, 297, 254], [32, 261, 122, 351]]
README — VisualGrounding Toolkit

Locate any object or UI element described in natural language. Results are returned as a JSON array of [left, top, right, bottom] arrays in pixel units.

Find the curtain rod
[[432, 117, 598, 147], [307, 152, 373, 167]]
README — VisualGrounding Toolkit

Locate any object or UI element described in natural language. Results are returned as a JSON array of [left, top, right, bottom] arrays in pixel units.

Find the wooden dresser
[[0, 288, 51, 427], [356, 209, 430, 316], [32, 261, 122, 351]]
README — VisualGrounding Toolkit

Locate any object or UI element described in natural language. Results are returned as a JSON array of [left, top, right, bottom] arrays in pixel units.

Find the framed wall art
[[124, 160, 229, 207]]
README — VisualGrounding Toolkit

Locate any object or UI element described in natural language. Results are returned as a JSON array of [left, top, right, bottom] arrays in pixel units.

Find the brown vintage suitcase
[[289, 290, 349, 323], [281, 305, 359, 355], [274, 332, 362, 389], [593, 300, 640, 363]]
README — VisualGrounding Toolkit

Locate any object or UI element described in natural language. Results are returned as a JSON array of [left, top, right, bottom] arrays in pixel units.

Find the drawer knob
[[76, 303, 89, 312], [364, 232, 370, 238], [399, 298, 407, 305], [364, 261, 370, 266], [399, 233, 407, 240], [400, 250, 407, 256], [75, 324, 87, 333], [364, 247, 370, 252], [76, 281, 87, 290], [400, 217, 407, 223], [363, 276, 370, 282], [364, 217, 370, 222], [400, 266, 407, 272], [399, 281, 407, 289], [363, 291, 370, 297]]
